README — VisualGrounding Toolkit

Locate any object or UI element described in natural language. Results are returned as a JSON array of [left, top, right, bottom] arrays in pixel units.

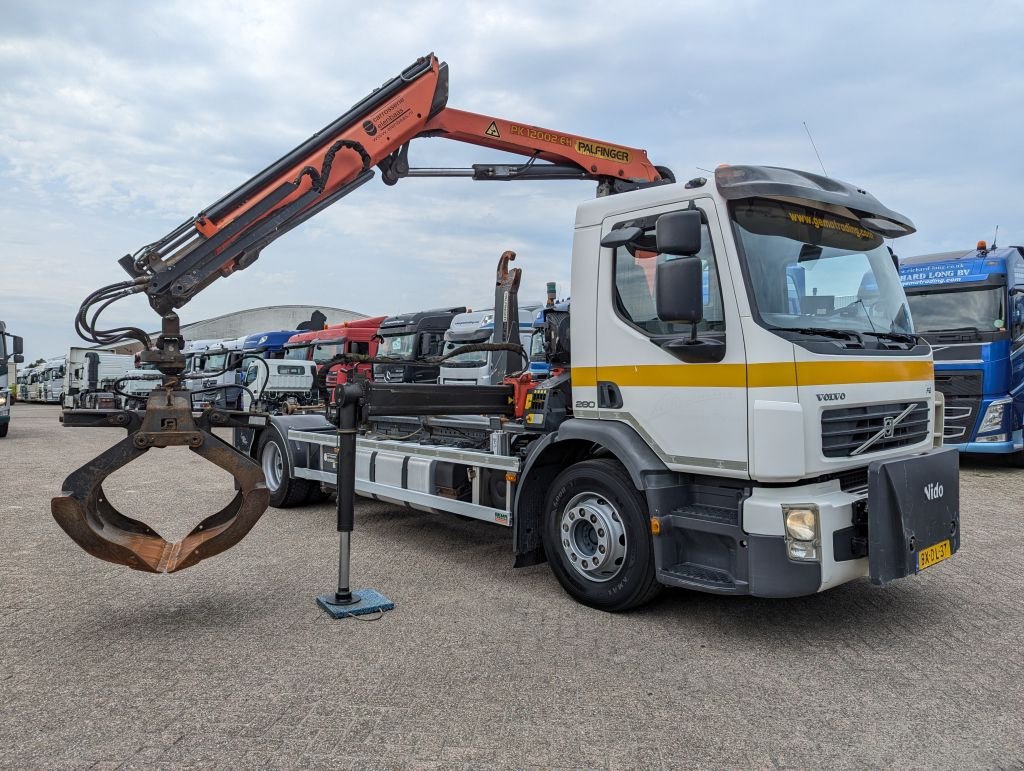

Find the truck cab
[[187, 336, 246, 407], [900, 245, 1024, 458], [41, 357, 67, 404], [63, 348, 135, 409], [284, 316, 386, 391], [439, 305, 540, 385], [373, 307, 467, 383], [0, 321, 24, 437]]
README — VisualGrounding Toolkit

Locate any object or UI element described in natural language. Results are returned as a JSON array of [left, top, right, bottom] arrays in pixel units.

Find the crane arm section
[[110, 53, 667, 319]]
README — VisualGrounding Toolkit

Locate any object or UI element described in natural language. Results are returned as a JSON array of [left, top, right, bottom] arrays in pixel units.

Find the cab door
[[593, 197, 748, 477]]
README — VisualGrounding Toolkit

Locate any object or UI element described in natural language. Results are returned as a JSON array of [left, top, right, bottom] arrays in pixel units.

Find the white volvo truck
[[238, 165, 960, 610]]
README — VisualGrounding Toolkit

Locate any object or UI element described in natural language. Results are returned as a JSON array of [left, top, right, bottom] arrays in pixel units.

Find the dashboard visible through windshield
[[731, 198, 913, 339], [905, 287, 1006, 334]]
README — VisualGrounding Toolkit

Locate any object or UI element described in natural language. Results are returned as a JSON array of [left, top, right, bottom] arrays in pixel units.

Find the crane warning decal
[[485, 121, 500, 138]]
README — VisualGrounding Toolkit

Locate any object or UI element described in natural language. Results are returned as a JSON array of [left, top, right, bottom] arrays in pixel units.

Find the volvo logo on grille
[[817, 392, 847, 402], [849, 403, 918, 456]]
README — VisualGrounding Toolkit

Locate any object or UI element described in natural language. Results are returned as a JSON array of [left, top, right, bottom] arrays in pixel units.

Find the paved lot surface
[[1, 403, 1022, 769]]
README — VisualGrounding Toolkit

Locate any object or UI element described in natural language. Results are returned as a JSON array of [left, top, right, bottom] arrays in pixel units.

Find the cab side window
[[612, 215, 725, 337], [1012, 289, 1024, 349]]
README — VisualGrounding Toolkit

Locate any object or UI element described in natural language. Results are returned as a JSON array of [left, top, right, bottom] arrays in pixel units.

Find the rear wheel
[[542, 459, 661, 612], [259, 430, 313, 508], [0, 423, 8, 438]]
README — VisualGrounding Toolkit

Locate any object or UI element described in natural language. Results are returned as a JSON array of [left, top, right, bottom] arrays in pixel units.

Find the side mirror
[[656, 257, 704, 324], [13, 354, 24, 364], [656, 210, 702, 256], [600, 226, 644, 249], [12, 336, 23, 356], [418, 335, 434, 357]]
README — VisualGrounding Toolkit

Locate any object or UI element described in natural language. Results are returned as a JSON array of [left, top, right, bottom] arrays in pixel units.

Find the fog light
[[976, 433, 1009, 443], [787, 541, 819, 561], [784, 506, 818, 541]]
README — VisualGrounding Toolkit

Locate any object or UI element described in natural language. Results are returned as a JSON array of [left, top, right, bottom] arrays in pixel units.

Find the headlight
[[784, 507, 817, 541], [783, 504, 820, 562], [978, 400, 1009, 433]]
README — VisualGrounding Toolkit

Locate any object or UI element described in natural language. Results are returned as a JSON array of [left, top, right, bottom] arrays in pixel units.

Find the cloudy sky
[[2, 0, 1022, 359]]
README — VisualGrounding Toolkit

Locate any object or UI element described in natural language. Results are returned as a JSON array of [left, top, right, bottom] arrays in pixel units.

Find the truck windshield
[[204, 353, 228, 371], [905, 287, 1006, 333], [284, 347, 309, 361], [312, 343, 345, 363], [380, 333, 417, 360], [731, 198, 912, 335], [443, 335, 490, 368]]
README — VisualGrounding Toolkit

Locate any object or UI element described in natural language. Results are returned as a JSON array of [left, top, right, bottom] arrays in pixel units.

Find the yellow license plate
[[918, 539, 952, 571]]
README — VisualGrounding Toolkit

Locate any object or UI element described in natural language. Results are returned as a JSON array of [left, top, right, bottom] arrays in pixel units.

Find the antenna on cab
[[803, 121, 828, 178]]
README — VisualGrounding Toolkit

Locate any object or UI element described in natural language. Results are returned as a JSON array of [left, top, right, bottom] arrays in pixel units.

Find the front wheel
[[542, 459, 661, 612]]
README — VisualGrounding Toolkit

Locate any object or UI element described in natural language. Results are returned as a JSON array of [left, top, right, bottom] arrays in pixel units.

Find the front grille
[[821, 401, 930, 458], [934, 370, 983, 396], [934, 371, 982, 443]]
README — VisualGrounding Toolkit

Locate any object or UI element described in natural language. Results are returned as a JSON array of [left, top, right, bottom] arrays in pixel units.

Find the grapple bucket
[[51, 389, 270, 573]]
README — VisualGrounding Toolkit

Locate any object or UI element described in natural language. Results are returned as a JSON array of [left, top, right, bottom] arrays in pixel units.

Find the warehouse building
[[99, 305, 367, 355]]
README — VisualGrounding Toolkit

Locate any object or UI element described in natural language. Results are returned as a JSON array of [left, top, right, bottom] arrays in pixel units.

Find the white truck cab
[[439, 305, 540, 385]]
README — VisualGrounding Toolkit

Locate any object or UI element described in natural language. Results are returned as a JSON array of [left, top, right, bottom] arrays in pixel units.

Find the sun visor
[[715, 165, 916, 238]]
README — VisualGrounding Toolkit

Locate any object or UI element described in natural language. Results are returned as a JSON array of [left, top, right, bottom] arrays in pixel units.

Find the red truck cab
[[283, 316, 386, 389]]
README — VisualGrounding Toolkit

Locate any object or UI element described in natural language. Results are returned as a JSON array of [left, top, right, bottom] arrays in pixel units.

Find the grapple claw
[[51, 389, 270, 573]]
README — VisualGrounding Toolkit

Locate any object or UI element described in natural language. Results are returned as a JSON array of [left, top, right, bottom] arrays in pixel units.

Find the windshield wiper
[[773, 326, 865, 344], [862, 331, 921, 345]]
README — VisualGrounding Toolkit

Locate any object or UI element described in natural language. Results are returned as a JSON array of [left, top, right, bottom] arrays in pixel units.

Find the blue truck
[[900, 244, 1024, 460]]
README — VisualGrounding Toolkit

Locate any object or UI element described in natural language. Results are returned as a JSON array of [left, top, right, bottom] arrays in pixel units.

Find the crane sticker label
[[507, 124, 633, 163], [510, 124, 573, 148], [485, 121, 500, 138], [365, 97, 412, 141], [575, 140, 632, 164]]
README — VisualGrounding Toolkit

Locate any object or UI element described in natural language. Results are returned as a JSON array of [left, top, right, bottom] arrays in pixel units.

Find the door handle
[[597, 381, 623, 409]]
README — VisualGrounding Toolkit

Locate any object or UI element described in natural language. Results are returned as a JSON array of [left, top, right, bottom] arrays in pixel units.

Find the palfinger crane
[[53, 53, 671, 573]]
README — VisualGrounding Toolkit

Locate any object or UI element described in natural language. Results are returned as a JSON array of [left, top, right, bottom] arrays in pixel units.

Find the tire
[[542, 458, 662, 612], [0, 423, 8, 438], [258, 430, 313, 508]]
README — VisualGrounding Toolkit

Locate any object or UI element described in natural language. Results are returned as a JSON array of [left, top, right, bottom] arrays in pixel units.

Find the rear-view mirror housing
[[656, 257, 704, 324], [656, 210, 702, 256]]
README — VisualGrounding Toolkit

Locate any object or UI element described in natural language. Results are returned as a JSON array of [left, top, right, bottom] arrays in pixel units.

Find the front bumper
[[650, 449, 961, 598]]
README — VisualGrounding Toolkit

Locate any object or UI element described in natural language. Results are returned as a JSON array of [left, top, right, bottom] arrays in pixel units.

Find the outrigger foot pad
[[51, 389, 270, 573], [316, 589, 394, 618]]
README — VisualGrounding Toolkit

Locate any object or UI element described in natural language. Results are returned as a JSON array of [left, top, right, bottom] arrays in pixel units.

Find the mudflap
[[867, 448, 960, 585]]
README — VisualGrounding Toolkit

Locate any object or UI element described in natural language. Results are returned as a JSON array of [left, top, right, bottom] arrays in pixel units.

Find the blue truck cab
[[899, 244, 1024, 458]]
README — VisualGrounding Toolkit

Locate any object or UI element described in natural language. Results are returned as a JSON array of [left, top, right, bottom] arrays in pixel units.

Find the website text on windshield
[[730, 198, 916, 349]]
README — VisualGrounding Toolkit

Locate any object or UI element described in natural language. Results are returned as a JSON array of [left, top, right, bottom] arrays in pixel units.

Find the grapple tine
[[51, 388, 270, 573]]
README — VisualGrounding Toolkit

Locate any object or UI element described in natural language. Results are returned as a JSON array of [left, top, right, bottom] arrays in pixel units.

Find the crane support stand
[[316, 382, 394, 618]]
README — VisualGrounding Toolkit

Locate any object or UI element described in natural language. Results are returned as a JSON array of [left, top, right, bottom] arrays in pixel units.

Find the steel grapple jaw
[[51, 389, 270, 573]]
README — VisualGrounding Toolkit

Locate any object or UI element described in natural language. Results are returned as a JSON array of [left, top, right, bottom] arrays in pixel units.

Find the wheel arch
[[512, 419, 671, 567]]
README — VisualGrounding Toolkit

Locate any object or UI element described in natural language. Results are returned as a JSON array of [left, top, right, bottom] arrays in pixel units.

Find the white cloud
[[0, 0, 1022, 360]]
